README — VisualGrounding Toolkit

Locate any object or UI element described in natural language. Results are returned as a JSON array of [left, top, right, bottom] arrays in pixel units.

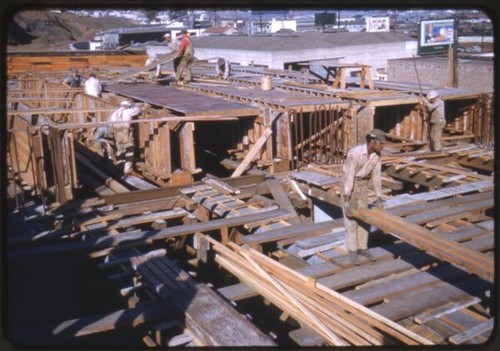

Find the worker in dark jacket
[[62, 67, 84, 88]]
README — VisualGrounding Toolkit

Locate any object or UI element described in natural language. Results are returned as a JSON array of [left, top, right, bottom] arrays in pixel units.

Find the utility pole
[[448, 17, 459, 88], [453, 17, 458, 88]]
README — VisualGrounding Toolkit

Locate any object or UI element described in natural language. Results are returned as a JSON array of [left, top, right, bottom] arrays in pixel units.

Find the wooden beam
[[11, 209, 290, 257], [232, 128, 272, 177], [265, 178, 301, 224], [353, 207, 494, 282], [52, 300, 171, 337]]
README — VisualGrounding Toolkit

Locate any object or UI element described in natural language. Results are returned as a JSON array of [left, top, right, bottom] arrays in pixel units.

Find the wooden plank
[[403, 198, 493, 227], [433, 225, 490, 242], [448, 319, 494, 344], [213, 240, 434, 345], [265, 178, 301, 224], [353, 207, 494, 282], [413, 296, 482, 324], [108, 51, 177, 83], [344, 262, 470, 306], [241, 220, 337, 245], [101, 174, 265, 205], [108, 208, 190, 229], [131, 254, 276, 346], [371, 276, 491, 321], [388, 190, 492, 217], [218, 260, 342, 302], [75, 153, 129, 193], [287, 230, 345, 258], [289, 327, 325, 346], [217, 283, 257, 302], [290, 170, 339, 188], [232, 128, 272, 177], [317, 242, 418, 267], [318, 254, 435, 291], [11, 209, 290, 256], [169, 283, 276, 346], [51, 300, 170, 337]]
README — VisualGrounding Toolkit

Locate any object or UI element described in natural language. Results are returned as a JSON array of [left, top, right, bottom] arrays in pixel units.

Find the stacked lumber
[[207, 237, 433, 346]]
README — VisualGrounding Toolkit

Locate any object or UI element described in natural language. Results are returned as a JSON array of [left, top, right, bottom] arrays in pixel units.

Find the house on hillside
[[95, 26, 201, 49]]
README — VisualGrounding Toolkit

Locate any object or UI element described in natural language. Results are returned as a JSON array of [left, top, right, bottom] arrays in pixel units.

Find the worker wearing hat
[[420, 90, 446, 151], [341, 129, 387, 265], [175, 29, 194, 84]]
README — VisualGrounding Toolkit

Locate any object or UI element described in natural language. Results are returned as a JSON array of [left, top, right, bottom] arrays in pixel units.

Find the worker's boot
[[358, 249, 376, 261], [348, 251, 360, 265]]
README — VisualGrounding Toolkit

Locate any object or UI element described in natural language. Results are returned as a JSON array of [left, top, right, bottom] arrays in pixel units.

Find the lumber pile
[[207, 237, 433, 346]]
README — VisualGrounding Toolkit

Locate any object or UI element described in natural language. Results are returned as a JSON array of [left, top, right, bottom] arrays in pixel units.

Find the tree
[[315, 12, 336, 29], [143, 10, 158, 24]]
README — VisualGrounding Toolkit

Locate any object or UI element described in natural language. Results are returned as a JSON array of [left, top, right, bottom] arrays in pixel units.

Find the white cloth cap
[[428, 90, 439, 99]]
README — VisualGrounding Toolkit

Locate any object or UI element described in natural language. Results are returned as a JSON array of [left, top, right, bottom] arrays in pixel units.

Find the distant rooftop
[[191, 31, 415, 51]]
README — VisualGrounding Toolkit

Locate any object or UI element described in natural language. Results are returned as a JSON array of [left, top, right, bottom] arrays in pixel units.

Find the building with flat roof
[[191, 31, 417, 75]]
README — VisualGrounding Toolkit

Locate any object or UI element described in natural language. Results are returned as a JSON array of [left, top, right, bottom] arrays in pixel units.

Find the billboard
[[366, 17, 390, 32], [418, 18, 456, 55]]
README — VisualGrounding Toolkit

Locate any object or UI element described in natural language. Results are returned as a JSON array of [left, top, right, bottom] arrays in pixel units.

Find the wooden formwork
[[8, 165, 493, 346], [6, 51, 148, 75]]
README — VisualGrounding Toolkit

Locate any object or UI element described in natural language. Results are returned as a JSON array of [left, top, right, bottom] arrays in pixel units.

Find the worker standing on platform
[[420, 90, 446, 152], [175, 29, 194, 84], [341, 129, 386, 265], [155, 33, 180, 79]]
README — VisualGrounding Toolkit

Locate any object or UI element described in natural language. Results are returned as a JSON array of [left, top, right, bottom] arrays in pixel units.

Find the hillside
[[7, 10, 138, 51]]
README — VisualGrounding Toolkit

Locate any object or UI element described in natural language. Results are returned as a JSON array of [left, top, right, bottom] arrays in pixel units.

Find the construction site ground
[[5, 54, 496, 347]]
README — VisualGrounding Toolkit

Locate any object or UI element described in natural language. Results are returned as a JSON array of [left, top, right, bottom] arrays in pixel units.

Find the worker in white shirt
[[341, 129, 386, 265], [94, 100, 141, 178], [84, 72, 102, 97]]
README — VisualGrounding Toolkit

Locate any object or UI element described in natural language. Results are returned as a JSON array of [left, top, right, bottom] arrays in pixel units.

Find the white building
[[270, 18, 297, 33], [191, 31, 417, 76]]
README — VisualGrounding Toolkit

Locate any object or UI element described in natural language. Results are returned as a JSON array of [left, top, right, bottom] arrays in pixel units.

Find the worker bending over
[[94, 100, 142, 178]]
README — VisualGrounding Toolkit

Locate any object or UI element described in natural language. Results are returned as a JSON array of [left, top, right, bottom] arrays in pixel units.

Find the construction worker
[[216, 57, 231, 80], [156, 33, 180, 79], [175, 29, 194, 84], [420, 90, 446, 151], [341, 129, 386, 265], [145, 54, 158, 80], [107, 100, 142, 178], [62, 67, 84, 88], [84, 72, 102, 97]]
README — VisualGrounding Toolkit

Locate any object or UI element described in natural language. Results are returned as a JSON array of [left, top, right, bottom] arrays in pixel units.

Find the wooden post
[[179, 122, 196, 171]]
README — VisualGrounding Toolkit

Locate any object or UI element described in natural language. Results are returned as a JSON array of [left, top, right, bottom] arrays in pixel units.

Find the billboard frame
[[418, 18, 456, 55]]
